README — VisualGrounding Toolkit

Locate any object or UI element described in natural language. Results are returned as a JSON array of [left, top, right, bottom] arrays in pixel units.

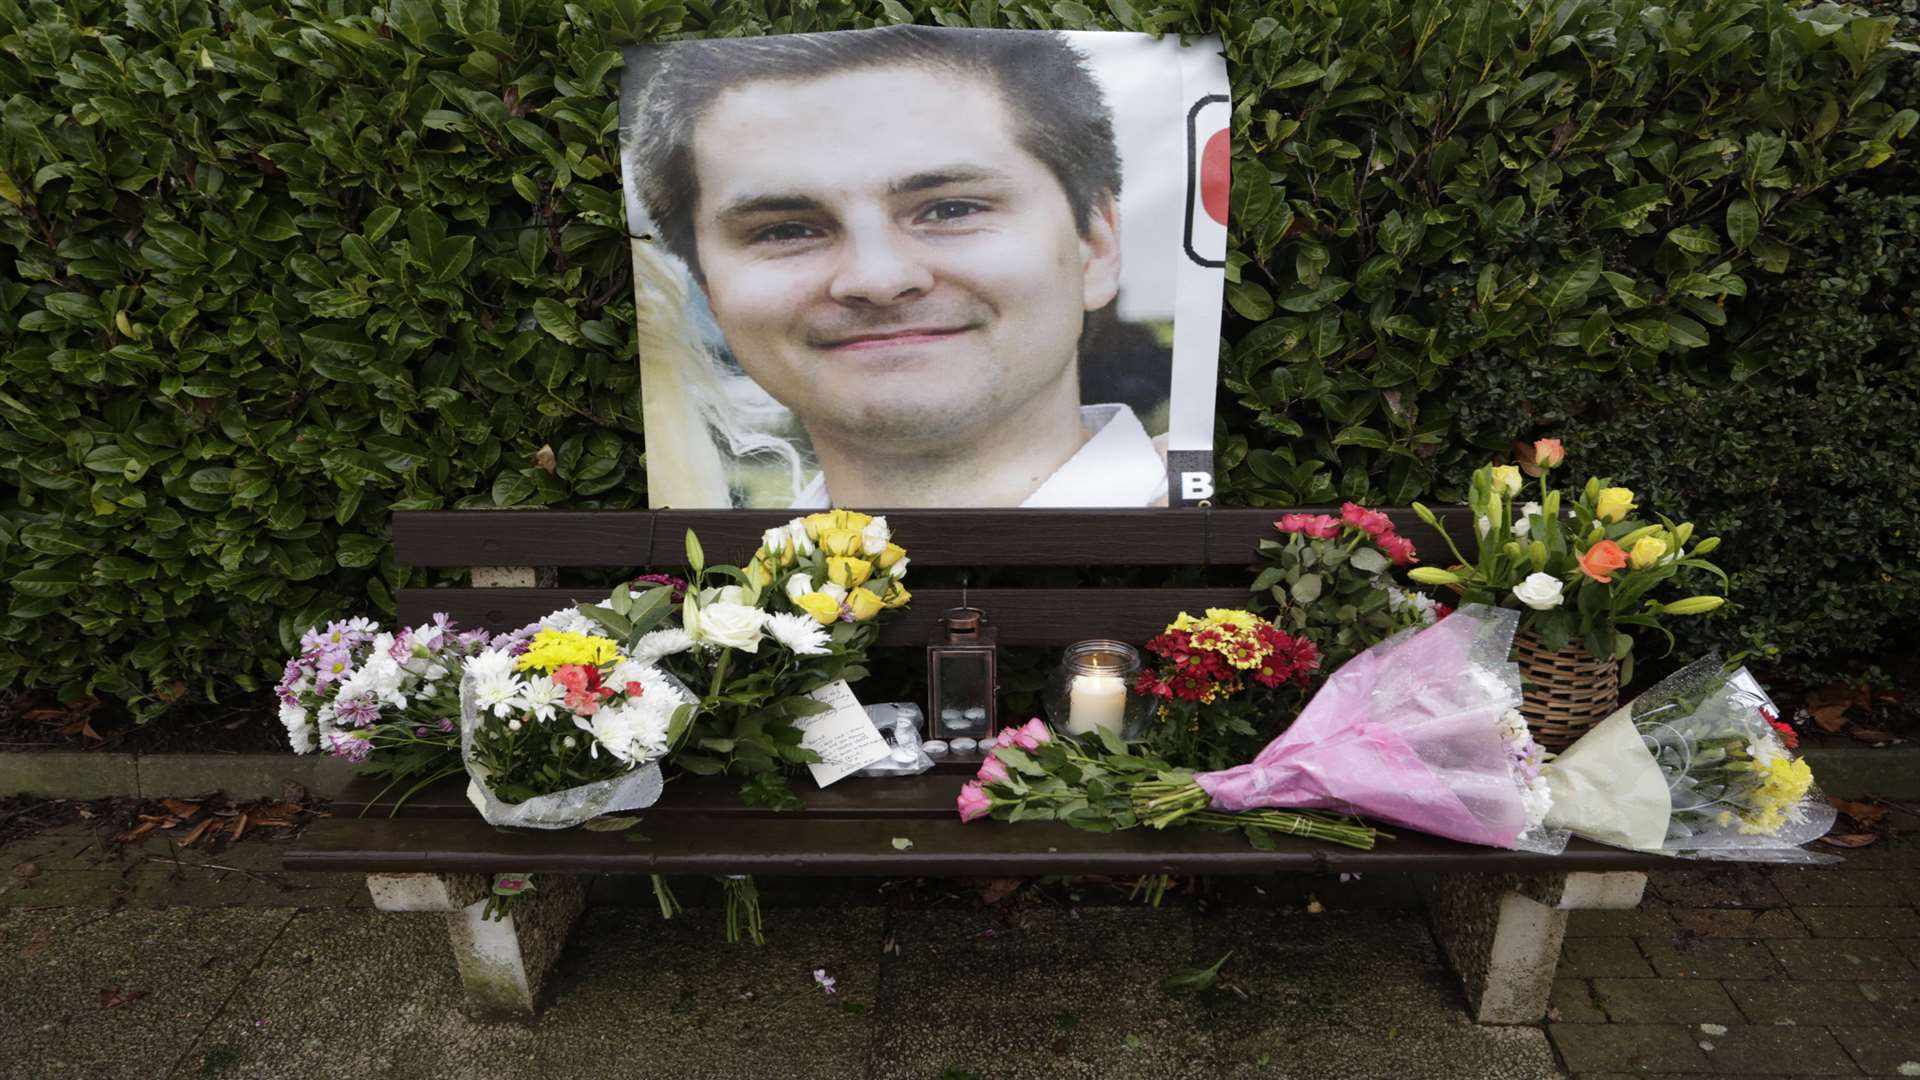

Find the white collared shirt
[[789, 403, 1167, 508]]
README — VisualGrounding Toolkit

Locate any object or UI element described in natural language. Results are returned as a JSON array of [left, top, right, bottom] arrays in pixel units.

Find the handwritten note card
[[796, 680, 891, 787]]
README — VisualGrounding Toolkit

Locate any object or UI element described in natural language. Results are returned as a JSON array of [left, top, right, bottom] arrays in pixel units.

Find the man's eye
[[749, 222, 820, 245], [919, 200, 986, 223]]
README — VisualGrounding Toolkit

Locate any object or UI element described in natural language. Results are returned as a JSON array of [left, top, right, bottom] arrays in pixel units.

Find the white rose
[[785, 572, 815, 605], [861, 517, 890, 557], [818, 582, 848, 603], [786, 521, 815, 557], [762, 526, 790, 557], [1513, 501, 1542, 538], [693, 601, 765, 652], [700, 584, 749, 608], [1511, 572, 1566, 611]]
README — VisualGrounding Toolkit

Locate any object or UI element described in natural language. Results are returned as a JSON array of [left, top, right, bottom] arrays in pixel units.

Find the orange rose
[[1532, 438, 1565, 468], [1578, 539, 1629, 584]]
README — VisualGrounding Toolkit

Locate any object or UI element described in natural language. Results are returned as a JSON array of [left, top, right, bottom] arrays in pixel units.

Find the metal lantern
[[927, 607, 998, 747]]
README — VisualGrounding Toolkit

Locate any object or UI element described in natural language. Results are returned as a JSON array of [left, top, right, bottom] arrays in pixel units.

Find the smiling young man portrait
[[622, 27, 1181, 509]]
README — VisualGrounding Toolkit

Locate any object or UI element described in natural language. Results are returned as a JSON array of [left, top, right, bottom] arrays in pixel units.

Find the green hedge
[[0, 0, 1913, 719]]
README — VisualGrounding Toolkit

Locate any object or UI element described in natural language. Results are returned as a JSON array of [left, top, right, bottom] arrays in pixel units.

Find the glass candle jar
[[1043, 640, 1149, 740]]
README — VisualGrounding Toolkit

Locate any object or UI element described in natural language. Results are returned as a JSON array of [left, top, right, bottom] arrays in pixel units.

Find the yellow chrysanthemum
[[1738, 757, 1814, 836], [515, 630, 621, 673]]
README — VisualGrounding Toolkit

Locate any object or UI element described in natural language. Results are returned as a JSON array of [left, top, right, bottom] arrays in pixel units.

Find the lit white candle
[[1067, 671, 1127, 735]]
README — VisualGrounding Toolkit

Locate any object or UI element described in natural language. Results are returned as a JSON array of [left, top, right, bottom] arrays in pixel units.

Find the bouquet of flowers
[[574, 509, 912, 808], [956, 718, 1380, 851], [1541, 659, 1835, 861], [1257, 503, 1445, 674], [1132, 608, 1321, 770], [277, 614, 497, 800], [460, 624, 696, 828], [1407, 439, 1727, 681], [1132, 605, 1562, 852]]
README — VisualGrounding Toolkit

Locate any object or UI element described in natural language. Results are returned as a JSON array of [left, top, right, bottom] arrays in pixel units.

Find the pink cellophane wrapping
[[1194, 605, 1533, 849]]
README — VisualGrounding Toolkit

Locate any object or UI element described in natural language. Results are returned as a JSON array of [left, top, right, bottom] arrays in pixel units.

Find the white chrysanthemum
[[517, 675, 566, 722], [314, 702, 340, 744], [630, 628, 696, 667], [764, 611, 831, 656], [1497, 708, 1530, 746], [465, 648, 516, 680], [280, 702, 314, 755], [472, 669, 526, 719], [538, 608, 600, 636], [585, 688, 685, 764], [1520, 776, 1554, 829]]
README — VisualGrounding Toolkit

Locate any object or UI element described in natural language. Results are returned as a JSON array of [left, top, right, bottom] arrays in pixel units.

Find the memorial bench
[[283, 507, 1664, 1021]]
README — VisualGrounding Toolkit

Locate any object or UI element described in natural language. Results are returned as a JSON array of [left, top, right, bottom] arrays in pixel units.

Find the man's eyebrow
[[712, 193, 824, 224], [888, 167, 1015, 195], [710, 168, 1016, 223]]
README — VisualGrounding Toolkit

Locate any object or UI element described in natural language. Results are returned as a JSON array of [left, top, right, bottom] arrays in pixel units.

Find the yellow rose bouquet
[[1406, 439, 1728, 683], [572, 510, 912, 809]]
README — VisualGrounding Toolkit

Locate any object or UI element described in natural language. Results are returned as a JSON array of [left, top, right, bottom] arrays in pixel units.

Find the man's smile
[[814, 325, 977, 351]]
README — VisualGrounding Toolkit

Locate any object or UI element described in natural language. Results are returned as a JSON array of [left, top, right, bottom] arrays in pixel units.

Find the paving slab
[[1855, 980, 1920, 1025], [1551, 978, 1608, 1023], [0, 752, 139, 799], [1549, 1023, 1712, 1074], [0, 906, 291, 1080], [1191, 907, 1471, 1022], [1566, 908, 1679, 937], [1561, 937, 1656, 978], [1769, 869, 1914, 908], [1831, 1026, 1920, 1076], [1667, 908, 1809, 939], [1767, 938, 1919, 981], [1689, 1023, 1862, 1075], [1795, 907, 1920, 939], [1639, 937, 1785, 980], [1200, 1023, 1561, 1080], [1589, 978, 1743, 1024], [1724, 980, 1888, 1026]]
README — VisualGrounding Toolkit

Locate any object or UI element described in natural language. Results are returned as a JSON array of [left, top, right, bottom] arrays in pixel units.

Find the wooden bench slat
[[330, 772, 974, 820], [285, 813, 1665, 876], [392, 507, 1471, 568], [397, 585, 1252, 640]]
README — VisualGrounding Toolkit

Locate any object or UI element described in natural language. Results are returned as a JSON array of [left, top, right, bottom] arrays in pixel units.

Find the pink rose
[[1012, 718, 1052, 750], [1275, 513, 1315, 535], [1303, 515, 1342, 540], [977, 754, 1010, 785], [1378, 533, 1418, 566], [994, 727, 1021, 749], [956, 781, 992, 822]]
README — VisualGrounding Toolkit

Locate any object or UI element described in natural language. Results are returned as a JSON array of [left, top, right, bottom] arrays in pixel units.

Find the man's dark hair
[[624, 26, 1123, 278]]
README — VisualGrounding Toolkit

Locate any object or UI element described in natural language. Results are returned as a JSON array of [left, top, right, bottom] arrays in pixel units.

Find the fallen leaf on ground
[[972, 877, 1024, 905], [1807, 683, 1870, 732], [12, 861, 37, 880], [1829, 797, 1888, 827], [174, 818, 214, 848], [1819, 833, 1879, 848], [160, 800, 201, 818], [1851, 727, 1900, 745], [99, 987, 147, 1009], [890, 837, 913, 851], [19, 926, 52, 960]]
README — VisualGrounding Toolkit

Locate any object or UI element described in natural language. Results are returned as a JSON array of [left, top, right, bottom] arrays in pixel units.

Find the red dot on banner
[[1200, 128, 1230, 226]]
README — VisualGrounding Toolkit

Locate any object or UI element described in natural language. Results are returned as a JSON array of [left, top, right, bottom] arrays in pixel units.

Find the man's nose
[[826, 222, 933, 306]]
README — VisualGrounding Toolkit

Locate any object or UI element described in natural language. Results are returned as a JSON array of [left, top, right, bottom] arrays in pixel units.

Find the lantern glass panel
[[932, 650, 992, 741]]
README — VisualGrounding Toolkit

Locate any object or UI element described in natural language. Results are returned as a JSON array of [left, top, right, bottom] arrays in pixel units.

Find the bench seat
[[295, 774, 1663, 877]]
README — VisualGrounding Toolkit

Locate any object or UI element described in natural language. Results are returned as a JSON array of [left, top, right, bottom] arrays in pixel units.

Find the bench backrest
[[393, 508, 1470, 646]]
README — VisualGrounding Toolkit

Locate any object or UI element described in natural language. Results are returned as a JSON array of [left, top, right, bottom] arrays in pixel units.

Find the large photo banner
[[619, 27, 1229, 509]]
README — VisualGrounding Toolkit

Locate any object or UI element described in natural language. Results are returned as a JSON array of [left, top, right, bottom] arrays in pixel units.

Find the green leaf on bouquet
[[1160, 951, 1233, 995], [1348, 547, 1389, 574], [1094, 727, 1129, 757], [1244, 827, 1279, 851], [685, 528, 705, 576], [578, 603, 632, 640], [1290, 573, 1324, 604], [698, 737, 735, 753], [993, 747, 1049, 778], [627, 586, 676, 638], [674, 752, 724, 775], [783, 696, 833, 717], [1248, 565, 1286, 593], [608, 584, 634, 618]]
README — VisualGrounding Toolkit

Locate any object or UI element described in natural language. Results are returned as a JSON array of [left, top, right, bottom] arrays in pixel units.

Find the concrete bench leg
[[1420, 870, 1646, 1024], [366, 872, 588, 1018]]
